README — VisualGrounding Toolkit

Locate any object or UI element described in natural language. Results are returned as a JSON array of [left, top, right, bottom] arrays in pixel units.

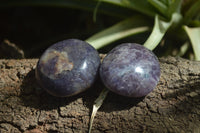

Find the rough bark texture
[[0, 56, 200, 133]]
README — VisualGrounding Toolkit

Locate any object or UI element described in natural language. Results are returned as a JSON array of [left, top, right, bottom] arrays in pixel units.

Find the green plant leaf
[[177, 41, 189, 57], [86, 16, 151, 49], [184, 26, 200, 60], [190, 20, 200, 27], [159, 0, 170, 5], [183, 0, 200, 25], [167, 0, 182, 18], [148, 0, 182, 19], [89, 88, 109, 133], [93, 0, 102, 22], [101, 0, 157, 17], [143, 13, 182, 50], [148, 0, 168, 17]]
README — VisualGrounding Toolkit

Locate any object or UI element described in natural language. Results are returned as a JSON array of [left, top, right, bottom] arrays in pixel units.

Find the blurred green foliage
[[1, 0, 200, 60]]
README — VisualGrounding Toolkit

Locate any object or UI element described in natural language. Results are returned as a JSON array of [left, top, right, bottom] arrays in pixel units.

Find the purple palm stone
[[100, 43, 160, 97], [35, 39, 100, 97]]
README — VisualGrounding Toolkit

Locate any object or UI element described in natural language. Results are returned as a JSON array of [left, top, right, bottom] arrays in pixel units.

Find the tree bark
[[0, 56, 200, 133]]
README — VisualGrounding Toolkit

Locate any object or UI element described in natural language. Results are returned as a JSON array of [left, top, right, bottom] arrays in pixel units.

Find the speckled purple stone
[[100, 43, 160, 97], [35, 39, 100, 97]]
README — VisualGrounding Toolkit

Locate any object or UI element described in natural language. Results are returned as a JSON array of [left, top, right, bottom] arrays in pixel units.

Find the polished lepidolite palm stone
[[35, 39, 100, 97], [100, 43, 160, 97]]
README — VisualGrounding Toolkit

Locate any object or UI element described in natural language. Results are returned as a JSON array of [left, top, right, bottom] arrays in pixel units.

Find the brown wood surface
[[0, 56, 200, 133]]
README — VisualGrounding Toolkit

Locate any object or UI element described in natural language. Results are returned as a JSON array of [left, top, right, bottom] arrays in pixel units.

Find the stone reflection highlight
[[135, 66, 143, 74]]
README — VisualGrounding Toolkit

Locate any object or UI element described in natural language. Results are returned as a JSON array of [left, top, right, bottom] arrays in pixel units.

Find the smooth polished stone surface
[[36, 39, 100, 97], [100, 43, 160, 97]]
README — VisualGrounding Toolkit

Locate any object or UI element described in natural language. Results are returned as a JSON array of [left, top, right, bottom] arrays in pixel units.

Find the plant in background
[[2, 0, 200, 133], [1, 0, 200, 59], [86, 0, 200, 60]]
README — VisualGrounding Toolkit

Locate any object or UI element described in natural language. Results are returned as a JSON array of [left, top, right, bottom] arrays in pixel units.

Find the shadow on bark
[[20, 69, 88, 110], [20, 69, 144, 112]]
